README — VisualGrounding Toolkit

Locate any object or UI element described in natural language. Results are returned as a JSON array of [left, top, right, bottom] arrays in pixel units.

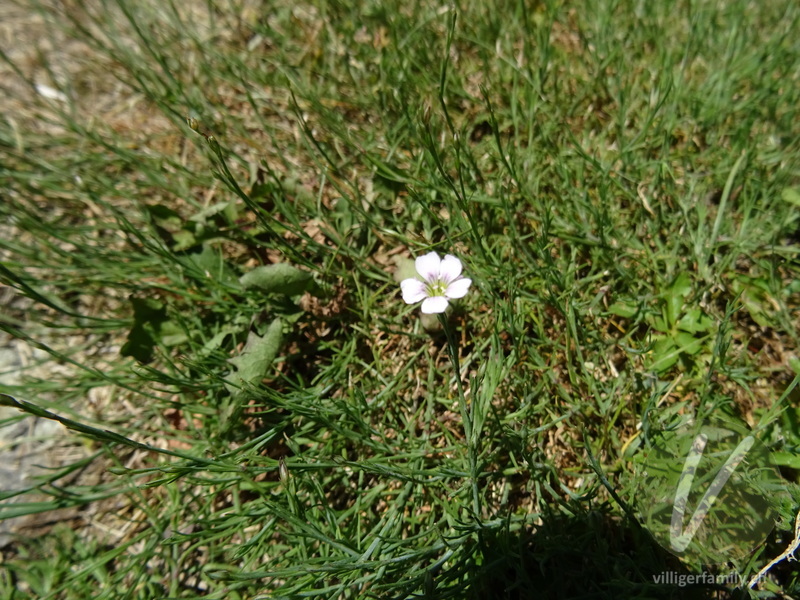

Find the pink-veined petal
[[421, 296, 449, 314], [401, 278, 428, 304], [439, 255, 463, 284], [415, 251, 442, 283], [445, 277, 471, 299]]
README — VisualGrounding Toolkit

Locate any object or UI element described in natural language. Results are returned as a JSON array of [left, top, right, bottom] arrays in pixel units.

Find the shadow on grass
[[461, 505, 749, 600]]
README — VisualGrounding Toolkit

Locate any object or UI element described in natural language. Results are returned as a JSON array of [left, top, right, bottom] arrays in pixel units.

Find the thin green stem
[[438, 313, 481, 519]]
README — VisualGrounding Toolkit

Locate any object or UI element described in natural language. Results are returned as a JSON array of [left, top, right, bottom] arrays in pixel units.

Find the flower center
[[426, 278, 448, 297]]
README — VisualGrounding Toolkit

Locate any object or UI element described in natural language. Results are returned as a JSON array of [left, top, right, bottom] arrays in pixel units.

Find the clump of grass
[[1, 0, 799, 598]]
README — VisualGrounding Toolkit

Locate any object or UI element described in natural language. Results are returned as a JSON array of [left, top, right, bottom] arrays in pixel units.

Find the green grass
[[1, 0, 800, 598]]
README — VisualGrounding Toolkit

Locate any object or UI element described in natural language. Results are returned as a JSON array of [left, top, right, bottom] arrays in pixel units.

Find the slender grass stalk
[[439, 313, 481, 519]]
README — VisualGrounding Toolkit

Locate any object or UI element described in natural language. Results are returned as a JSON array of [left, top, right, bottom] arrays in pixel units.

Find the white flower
[[400, 251, 472, 314]]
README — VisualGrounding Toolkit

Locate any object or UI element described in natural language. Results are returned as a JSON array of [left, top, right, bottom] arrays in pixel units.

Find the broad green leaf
[[677, 308, 714, 333], [159, 319, 189, 347], [671, 272, 693, 297], [666, 272, 692, 327], [331, 197, 355, 234], [780, 187, 800, 207], [145, 203, 197, 251], [771, 451, 800, 469], [731, 275, 773, 327], [178, 245, 239, 286], [172, 229, 197, 251], [145, 203, 183, 232], [226, 318, 283, 395], [651, 314, 670, 333], [201, 325, 240, 355], [240, 263, 314, 296], [608, 301, 637, 318], [674, 331, 704, 356], [654, 401, 693, 428], [622, 432, 642, 459], [650, 337, 679, 372]]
